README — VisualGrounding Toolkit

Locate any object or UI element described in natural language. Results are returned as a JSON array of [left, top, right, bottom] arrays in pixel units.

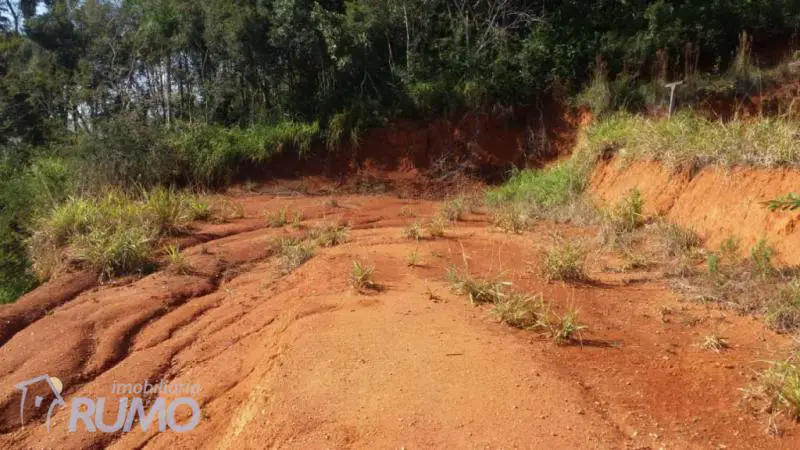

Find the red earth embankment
[[590, 155, 800, 264]]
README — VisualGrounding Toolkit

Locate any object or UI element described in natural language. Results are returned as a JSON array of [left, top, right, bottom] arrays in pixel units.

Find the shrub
[[165, 244, 190, 275], [72, 226, 156, 280], [266, 207, 290, 227], [143, 187, 186, 235]]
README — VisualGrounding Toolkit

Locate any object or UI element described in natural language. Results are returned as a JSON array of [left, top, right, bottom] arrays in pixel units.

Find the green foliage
[[751, 239, 776, 279], [446, 267, 511, 305], [766, 194, 800, 212], [486, 160, 589, 210], [28, 189, 209, 281], [491, 293, 545, 330]]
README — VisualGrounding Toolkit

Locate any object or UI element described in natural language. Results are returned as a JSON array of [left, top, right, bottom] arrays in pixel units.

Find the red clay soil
[[590, 155, 800, 265], [0, 192, 798, 449]]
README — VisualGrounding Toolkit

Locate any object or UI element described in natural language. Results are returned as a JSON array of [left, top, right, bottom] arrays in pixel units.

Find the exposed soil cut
[[1, 191, 798, 449], [590, 155, 800, 265]]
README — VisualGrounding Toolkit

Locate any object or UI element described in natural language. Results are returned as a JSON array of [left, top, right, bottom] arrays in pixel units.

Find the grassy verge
[[585, 111, 800, 168], [28, 188, 217, 281]]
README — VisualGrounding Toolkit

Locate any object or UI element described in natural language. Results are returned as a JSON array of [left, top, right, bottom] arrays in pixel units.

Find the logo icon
[[15, 375, 65, 431]]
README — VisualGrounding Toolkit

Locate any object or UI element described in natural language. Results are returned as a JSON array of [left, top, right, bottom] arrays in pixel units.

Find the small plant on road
[[351, 260, 377, 291], [546, 307, 587, 345], [165, 244, 190, 275], [446, 266, 510, 305], [407, 248, 421, 267], [492, 293, 545, 330]]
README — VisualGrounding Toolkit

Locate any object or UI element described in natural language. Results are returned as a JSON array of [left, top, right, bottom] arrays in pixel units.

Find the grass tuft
[[541, 239, 587, 282], [491, 293, 545, 330], [351, 260, 377, 291], [446, 266, 511, 305]]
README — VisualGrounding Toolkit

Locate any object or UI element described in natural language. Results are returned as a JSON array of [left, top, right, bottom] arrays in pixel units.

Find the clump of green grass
[[701, 334, 730, 352], [491, 293, 545, 330], [351, 260, 377, 291], [309, 223, 349, 247], [446, 266, 511, 305], [749, 353, 800, 420], [273, 238, 315, 275], [164, 244, 190, 275], [185, 197, 213, 221], [486, 160, 588, 211], [28, 189, 212, 280], [541, 239, 587, 282], [543, 307, 587, 345], [71, 226, 157, 280], [403, 221, 424, 240]]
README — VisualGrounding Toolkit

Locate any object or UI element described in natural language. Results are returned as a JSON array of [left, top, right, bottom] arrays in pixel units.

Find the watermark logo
[[15, 375, 65, 431], [15, 376, 201, 433]]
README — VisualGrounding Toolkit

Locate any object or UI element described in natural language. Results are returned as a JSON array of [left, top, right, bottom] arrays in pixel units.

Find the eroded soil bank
[[590, 155, 800, 265], [1, 193, 798, 449]]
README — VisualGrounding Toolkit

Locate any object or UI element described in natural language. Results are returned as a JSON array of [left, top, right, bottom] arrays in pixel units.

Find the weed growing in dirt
[[324, 197, 340, 208], [407, 248, 421, 267], [491, 293, 545, 330], [164, 244, 190, 275], [143, 187, 188, 235], [426, 218, 446, 239], [309, 224, 349, 247], [491, 204, 529, 234], [701, 334, 729, 352], [266, 207, 290, 227], [751, 239, 776, 279], [605, 188, 644, 233], [404, 221, 424, 240], [765, 279, 800, 333], [544, 307, 587, 345], [656, 221, 701, 258], [351, 260, 377, 291], [541, 239, 587, 282], [213, 200, 245, 222], [273, 238, 315, 274], [398, 206, 416, 218], [748, 353, 800, 420], [440, 197, 466, 221], [185, 197, 213, 221], [446, 266, 510, 305]]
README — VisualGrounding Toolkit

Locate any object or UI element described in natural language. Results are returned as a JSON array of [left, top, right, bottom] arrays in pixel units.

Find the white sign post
[[664, 81, 684, 118]]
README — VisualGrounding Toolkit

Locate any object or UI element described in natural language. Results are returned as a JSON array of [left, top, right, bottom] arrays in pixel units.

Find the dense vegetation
[[1, 0, 799, 302]]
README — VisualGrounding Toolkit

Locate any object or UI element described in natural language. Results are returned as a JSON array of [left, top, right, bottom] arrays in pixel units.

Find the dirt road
[[0, 193, 796, 449]]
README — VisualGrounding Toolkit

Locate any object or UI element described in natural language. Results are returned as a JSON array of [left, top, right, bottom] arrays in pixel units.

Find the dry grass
[[351, 260, 378, 291], [541, 238, 587, 282], [446, 266, 511, 305], [491, 293, 545, 330]]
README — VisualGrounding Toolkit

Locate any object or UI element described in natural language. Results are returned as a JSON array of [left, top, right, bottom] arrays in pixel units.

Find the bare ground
[[0, 192, 797, 449]]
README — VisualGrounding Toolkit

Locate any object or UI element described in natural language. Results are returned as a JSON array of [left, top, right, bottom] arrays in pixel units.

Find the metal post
[[664, 81, 684, 118]]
